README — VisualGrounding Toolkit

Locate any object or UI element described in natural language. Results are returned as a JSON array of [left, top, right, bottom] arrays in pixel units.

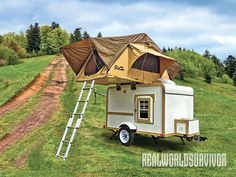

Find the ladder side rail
[[56, 126, 69, 156], [71, 81, 87, 120], [80, 80, 95, 117], [63, 80, 95, 160], [74, 80, 94, 129], [56, 81, 86, 157]]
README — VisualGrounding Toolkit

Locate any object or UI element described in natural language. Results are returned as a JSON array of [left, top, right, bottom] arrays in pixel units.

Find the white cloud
[[0, 0, 235, 59], [213, 35, 236, 46]]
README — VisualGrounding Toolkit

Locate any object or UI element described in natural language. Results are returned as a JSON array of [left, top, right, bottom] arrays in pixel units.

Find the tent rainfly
[[61, 33, 180, 85]]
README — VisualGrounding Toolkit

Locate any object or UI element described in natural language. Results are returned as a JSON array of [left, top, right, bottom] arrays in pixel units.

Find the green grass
[[0, 69, 236, 176], [0, 55, 55, 106]]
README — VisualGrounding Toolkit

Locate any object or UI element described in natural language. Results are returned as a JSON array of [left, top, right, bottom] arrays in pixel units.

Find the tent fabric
[[61, 33, 179, 85]]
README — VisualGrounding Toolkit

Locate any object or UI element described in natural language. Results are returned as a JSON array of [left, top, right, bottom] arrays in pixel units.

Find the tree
[[204, 73, 212, 83], [43, 27, 69, 54], [224, 55, 236, 78], [70, 28, 82, 43], [32, 23, 41, 53], [26, 23, 41, 53], [203, 49, 211, 59], [203, 50, 225, 78], [70, 33, 74, 43], [26, 24, 34, 52], [16, 32, 27, 49], [211, 55, 225, 77], [162, 47, 167, 53], [97, 32, 102, 38], [83, 31, 90, 39], [54, 28, 69, 49], [232, 71, 236, 86], [51, 22, 60, 29], [40, 25, 52, 52]]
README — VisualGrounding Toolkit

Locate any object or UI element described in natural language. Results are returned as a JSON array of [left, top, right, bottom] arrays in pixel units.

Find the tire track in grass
[[0, 58, 68, 153]]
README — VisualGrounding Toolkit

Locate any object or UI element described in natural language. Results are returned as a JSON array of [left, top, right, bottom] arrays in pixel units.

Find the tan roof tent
[[61, 33, 180, 85]]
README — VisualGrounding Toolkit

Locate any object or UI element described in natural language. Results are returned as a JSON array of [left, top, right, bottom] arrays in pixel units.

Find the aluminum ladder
[[56, 80, 95, 160]]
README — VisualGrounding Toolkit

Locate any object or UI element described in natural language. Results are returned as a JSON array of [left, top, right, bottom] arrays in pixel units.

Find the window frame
[[135, 95, 154, 124]]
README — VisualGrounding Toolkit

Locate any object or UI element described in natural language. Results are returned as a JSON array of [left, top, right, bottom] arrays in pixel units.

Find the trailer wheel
[[186, 137, 193, 142], [118, 126, 134, 146]]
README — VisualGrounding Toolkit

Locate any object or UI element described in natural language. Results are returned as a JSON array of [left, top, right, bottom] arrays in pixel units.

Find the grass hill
[[0, 53, 235, 176], [0, 55, 55, 105]]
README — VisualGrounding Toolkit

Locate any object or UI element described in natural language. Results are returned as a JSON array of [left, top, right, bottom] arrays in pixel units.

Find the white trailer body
[[106, 83, 200, 138]]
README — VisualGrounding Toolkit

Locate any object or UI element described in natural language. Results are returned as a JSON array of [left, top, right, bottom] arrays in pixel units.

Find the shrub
[[202, 59, 216, 84], [166, 50, 217, 80], [0, 44, 19, 65], [204, 73, 211, 83], [7, 52, 19, 65], [7, 40, 26, 58], [215, 74, 233, 84], [24, 51, 47, 58], [177, 58, 199, 80], [2, 33, 27, 58], [223, 74, 233, 84]]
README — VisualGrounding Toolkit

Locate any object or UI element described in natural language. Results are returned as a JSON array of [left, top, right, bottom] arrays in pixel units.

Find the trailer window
[[139, 100, 149, 118], [135, 95, 154, 124]]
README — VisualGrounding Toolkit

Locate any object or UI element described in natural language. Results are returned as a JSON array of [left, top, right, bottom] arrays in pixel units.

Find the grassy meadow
[[0, 66, 235, 176], [0, 55, 55, 106]]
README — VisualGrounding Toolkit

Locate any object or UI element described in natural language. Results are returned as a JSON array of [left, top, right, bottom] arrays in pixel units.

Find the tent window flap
[[131, 53, 160, 73], [85, 50, 105, 75]]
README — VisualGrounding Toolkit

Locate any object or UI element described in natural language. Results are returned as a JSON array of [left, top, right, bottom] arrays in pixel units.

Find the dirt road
[[0, 58, 68, 153], [0, 59, 60, 117]]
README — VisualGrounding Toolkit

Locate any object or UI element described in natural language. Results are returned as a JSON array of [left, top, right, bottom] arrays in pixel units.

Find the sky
[[0, 0, 235, 60]]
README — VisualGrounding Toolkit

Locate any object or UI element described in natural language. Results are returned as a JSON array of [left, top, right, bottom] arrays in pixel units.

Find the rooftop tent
[[61, 33, 180, 85]]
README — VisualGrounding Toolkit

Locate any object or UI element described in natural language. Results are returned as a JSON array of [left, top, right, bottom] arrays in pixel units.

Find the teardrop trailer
[[57, 33, 206, 160], [106, 82, 207, 147]]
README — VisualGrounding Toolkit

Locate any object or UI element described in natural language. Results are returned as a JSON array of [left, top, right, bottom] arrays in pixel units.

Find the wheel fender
[[118, 122, 137, 130]]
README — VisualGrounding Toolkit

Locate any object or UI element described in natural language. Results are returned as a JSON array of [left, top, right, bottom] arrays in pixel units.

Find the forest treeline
[[0, 22, 101, 66]]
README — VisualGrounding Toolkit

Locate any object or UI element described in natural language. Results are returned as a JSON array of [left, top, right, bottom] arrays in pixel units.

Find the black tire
[[186, 137, 193, 142], [118, 126, 134, 146]]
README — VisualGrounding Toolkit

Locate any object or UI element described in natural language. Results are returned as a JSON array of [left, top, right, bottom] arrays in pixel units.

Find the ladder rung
[[67, 126, 79, 129], [62, 140, 71, 144], [78, 100, 88, 102], [74, 113, 81, 116], [57, 155, 64, 158], [83, 87, 93, 90]]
